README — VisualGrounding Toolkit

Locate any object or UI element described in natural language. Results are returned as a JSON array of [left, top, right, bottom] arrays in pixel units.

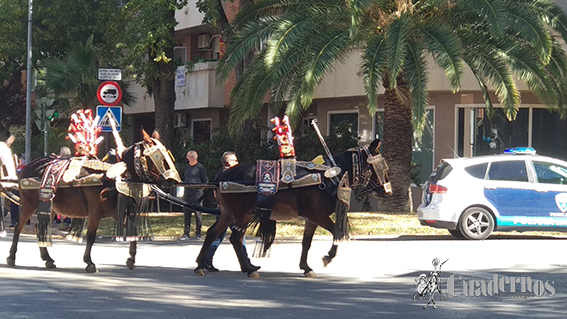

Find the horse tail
[[249, 210, 276, 258]]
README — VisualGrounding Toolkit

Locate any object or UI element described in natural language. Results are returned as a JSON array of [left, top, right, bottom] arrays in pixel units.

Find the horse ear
[[369, 139, 381, 155], [151, 129, 160, 141], [5, 135, 14, 147], [141, 129, 152, 144]]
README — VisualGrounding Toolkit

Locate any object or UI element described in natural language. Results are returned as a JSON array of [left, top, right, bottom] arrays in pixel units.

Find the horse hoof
[[126, 259, 135, 270], [85, 264, 97, 273], [6, 257, 15, 267], [304, 270, 316, 278], [248, 271, 260, 278], [433, 305, 437, 309], [322, 256, 332, 267], [45, 261, 57, 269], [194, 268, 205, 276]]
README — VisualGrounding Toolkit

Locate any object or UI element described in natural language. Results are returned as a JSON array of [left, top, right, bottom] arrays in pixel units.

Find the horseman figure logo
[[555, 193, 567, 213], [414, 258, 448, 309]]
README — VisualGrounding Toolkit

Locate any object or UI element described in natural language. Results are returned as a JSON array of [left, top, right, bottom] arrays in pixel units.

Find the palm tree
[[217, 0, 567, 212]]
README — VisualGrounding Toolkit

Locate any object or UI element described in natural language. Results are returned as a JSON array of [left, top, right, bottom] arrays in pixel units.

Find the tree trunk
[[379, 83, 413, 212], [152, 12, 176, 150]]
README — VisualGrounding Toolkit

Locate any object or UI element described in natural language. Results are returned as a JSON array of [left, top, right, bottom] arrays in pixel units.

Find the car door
[[532, 160, 567, 228], [483, 159, 537, 226]]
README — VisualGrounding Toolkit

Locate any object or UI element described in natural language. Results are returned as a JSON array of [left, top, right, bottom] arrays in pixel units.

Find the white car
[[417, 148, 567, 239]]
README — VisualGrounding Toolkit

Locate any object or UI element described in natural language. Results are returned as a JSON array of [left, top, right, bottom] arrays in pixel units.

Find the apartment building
[[125, 0, 567, 210]]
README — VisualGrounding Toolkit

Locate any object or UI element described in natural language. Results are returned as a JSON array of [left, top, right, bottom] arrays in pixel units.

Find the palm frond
[[421, 23, 464, 93], [403, 42, 428, 135], [385, 13, 411, 88], [300, 29, 352, 108], [530, 0, 567, 45], [472, 72, 496, 118], [504, 1, 552, 64], [362, 33, 387, 115], [462, 35, 520, 119], [503, 40, 558, 107], [216, 19, 274, 84], [457, 0, 508, 36]]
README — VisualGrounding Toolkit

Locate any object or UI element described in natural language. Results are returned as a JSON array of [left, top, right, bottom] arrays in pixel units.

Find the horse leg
[[303, 216, 339, 270], [229, 230, 260, 277], [299, 220, 317, 277], [7, 203, 36, 267], [194, 217, 231, 276], [39, 246, 56, 268], [83, 217, 100, 273], [126, 241, 136, 270], [39, 211, 58, 268]]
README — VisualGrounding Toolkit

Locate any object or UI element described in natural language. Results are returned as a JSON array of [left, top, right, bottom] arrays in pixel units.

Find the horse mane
[[19, 156, 58, 179]]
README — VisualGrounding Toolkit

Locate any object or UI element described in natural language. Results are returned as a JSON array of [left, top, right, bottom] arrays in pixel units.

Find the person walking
[[204, 151, 259, 273], [181, 150, 207, 240]]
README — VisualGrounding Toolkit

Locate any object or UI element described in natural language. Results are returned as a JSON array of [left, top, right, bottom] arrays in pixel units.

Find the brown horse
[[194, 139, 390, 277], [6, 130, 180, 272]]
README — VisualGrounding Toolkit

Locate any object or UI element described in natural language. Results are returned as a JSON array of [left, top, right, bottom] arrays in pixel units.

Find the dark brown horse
[[194, 139, 390, 277], [6, 130, 180, 272]]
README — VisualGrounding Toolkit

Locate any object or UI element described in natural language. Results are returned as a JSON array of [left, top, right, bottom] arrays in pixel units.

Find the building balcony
[[174, 61, 224, 110]]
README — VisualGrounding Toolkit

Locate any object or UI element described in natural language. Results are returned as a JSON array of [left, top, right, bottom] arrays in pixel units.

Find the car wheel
[[448, 228, 465, 239], [459, 207, 494, 240]]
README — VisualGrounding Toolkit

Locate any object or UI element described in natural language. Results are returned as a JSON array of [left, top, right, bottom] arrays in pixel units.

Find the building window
[[173, 46, 187, 64], [192, 119, 211, 144], [375, 108, 435, 186], [328, 111, 359, 138], [457, 105, 567, 160]]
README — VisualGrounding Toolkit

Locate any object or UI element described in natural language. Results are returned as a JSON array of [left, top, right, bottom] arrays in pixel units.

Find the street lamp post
[[24, 0, 33, 163]]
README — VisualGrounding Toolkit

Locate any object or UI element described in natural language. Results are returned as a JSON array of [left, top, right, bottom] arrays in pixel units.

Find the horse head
[[120, 129, 181, 187], [343, 139, 392, 198]]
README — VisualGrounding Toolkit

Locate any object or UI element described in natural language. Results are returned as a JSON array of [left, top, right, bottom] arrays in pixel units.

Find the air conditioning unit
[[174, 113, 187, 128], [197, 34, 210, 49]]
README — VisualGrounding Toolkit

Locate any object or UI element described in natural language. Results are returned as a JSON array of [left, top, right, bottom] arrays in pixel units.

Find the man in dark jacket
[[181, 150, 208, 239]]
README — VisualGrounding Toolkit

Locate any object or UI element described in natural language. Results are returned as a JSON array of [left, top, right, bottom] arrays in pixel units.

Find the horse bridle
[[133, 138, 181, 183], [350, 146, 392, 196]]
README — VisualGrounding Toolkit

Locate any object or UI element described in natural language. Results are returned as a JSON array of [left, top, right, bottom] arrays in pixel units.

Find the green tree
[[216, 0, 567, 212], [0, 0, 119, 136], [111, 0, 188, 150]]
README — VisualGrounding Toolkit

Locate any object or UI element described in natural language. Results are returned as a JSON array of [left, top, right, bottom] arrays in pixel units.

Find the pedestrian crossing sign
[[96, 105, 122, 132]]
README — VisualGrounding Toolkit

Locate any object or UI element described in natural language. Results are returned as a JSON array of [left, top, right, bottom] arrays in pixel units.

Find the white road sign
[[98, 68, 122, 81]]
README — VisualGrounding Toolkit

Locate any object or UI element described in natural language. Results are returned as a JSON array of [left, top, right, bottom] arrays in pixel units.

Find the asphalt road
[[0, 232, 566, 319]]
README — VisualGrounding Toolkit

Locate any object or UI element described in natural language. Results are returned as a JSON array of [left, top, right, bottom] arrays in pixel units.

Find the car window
[[533, 161, 567, 185], [487, 160, 528, 182], [465, 163, 488, 179], [428, 162, 452, 182]]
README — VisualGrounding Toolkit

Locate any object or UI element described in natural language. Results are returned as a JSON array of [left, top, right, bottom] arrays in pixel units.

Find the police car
[[417, 147, 567, 239]]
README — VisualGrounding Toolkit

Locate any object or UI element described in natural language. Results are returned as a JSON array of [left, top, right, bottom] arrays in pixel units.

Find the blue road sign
[[96, 105, 122, 132]]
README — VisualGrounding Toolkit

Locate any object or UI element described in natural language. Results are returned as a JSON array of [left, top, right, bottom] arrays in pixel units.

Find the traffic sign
[[98, 68, 122, 81], [96, 105, 122, 132], [97, 81, 122, 106]]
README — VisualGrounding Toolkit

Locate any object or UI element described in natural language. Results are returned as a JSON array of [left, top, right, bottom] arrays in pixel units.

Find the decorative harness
[[132, 138, 180, 184], [350, 146, 392, 196]]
